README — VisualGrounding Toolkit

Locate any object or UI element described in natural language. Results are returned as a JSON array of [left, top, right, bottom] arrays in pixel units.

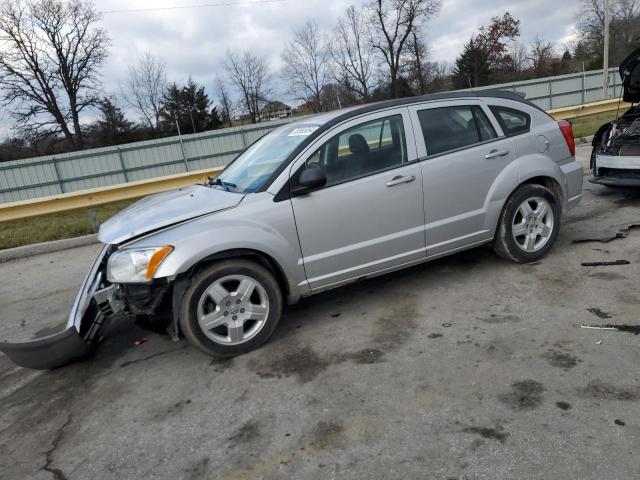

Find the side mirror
[[292, 166, 327, 196]]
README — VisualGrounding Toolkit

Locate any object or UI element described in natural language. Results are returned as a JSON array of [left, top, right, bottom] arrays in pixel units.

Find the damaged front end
[[591, 47, 640, 186], [0, 246, 124, 369], [591, 105, 640, 186], [0, 244, 178, 370]]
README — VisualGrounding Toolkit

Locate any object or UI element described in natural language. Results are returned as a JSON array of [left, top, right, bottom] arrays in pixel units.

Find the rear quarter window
[[490, 106, 531, 137]]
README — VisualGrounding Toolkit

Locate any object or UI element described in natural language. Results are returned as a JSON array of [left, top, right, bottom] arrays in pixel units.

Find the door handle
[[386, 175, 416, 187], [485, 148, 510, 159]]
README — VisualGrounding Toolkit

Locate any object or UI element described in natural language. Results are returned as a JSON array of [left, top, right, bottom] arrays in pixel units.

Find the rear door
[[408, 101, 516, 256], [288, 108, 426, 290]]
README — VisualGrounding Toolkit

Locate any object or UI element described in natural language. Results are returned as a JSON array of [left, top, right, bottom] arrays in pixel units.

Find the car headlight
[[107, 245, 174, 283]]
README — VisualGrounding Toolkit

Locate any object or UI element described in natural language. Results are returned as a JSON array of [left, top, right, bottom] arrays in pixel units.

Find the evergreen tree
[[87, 97, 134, 146], [159, 78, 217, 134]]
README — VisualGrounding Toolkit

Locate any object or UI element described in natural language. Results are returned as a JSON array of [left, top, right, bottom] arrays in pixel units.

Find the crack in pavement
[[117, 345, 190, 369], [41, 413, 72, 480]]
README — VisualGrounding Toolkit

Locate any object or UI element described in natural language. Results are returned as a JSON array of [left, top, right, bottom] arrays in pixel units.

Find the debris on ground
[[573, 221, 640, 243], [581, 324, 640, 334], [133, 337, 148, 346], [587, 307, 612, 319], [441, 323, 452, 328], [581, 260, 630, 267]]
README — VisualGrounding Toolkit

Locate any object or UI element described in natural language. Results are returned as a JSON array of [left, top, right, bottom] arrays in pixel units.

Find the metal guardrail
[[0, 98, 624, 223], [548, 98, 631, 120], [0, 167, 223, 222]]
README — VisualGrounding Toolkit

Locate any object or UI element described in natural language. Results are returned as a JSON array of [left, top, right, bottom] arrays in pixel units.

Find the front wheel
[[493, 184, 560, 263], [180, 259, 283, 358]]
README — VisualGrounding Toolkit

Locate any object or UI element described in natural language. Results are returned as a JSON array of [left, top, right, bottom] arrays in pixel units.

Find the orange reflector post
[[146, 245, 174, 280]]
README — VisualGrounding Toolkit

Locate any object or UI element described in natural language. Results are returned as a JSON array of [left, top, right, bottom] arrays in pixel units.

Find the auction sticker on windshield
[[288, 126, 319, 136]]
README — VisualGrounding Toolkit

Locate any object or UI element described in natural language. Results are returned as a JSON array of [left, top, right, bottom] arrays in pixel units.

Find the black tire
[[180, 259, 283, 358], [493, 183, 561, 263]]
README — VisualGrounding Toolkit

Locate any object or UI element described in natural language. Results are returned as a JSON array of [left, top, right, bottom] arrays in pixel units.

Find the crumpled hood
[[98, 184, 244, 245], [620, 46, 640, 103]]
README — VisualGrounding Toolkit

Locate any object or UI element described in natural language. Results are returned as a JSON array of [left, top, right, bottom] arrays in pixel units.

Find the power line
[[102, 0, 286, 14]]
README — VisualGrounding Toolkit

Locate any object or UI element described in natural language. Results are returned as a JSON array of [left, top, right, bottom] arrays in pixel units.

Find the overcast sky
[[0, 0, 584, 135], [98, 0, 581, 106]]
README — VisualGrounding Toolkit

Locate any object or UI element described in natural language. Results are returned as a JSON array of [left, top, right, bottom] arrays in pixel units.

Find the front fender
[[122, 194, 308, 300]]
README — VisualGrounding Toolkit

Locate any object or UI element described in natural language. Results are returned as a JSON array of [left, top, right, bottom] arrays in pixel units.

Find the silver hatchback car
[[1, 91, 583, 369]]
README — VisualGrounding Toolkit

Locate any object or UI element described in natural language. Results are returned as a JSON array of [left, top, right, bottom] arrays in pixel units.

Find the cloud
[[99, 0, 579, 96], [0, 0, 582, 136]]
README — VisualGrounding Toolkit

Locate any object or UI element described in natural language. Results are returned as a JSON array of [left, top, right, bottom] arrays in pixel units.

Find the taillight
[[558, 120, 575, 157]]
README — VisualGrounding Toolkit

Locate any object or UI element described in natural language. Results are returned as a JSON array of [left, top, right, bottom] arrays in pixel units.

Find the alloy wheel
[[511, 196, 554, 253], [196, 274, 270, 345]]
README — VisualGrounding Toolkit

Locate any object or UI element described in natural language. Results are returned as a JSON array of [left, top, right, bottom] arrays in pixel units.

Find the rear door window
[[416, 105, 497, 156], [489, 106, 531, 137]]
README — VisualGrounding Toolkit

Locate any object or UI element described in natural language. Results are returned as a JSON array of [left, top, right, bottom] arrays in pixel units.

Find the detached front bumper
[[591, 154, 640, 187], [0, 245, 112, 369]]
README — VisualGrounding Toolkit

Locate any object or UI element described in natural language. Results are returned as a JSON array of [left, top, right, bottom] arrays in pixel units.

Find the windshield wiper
[[210, 177, 237, 192]]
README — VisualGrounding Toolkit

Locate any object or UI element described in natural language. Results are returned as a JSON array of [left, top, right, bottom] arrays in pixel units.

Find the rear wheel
[[493, 184, 560, 263], [180, 259, 282, 357]]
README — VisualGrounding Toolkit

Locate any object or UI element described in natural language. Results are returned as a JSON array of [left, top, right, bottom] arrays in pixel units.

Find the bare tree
[[332, 5, 375, 100], [507, 41, 530, 73], [452, 12, 520, 88], [368, 0, 441, 98], [578, 0, 640, 65], [123, 52, 166, 131], [407, 30, 430, 94], [225, 50, 270, 123], [528, 37, 555, 76], [0, 0, 109, 148], [422, 60, 451, 91], [282, 20, 331, 112], [215, 77, 233, 127]]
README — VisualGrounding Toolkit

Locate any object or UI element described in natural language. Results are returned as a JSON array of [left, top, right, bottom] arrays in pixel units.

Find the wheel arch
[[180, 248, 291, 300], [486, 172, 564, 241], [520, 175, 564, 206]]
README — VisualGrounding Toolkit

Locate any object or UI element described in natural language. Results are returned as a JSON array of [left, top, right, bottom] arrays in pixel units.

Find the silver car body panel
[[98, 184, 244, 245], [123, 191, 309, 302], [122, 95, 583, 302], [285, 107, 426, 289]]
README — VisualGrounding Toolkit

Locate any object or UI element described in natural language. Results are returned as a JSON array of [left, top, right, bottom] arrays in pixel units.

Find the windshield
[[215, 123, 320, 193]]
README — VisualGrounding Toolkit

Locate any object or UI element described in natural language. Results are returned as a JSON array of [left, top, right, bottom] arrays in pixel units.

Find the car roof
[[290, 89, 543, 128], [260, 90, 543, 194]]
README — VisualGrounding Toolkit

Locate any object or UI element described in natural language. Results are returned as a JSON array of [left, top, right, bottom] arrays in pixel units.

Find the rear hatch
[[621, 46, 640, 103]]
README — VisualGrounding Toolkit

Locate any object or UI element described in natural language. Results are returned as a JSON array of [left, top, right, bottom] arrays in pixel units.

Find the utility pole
[[603, 0, 610, 99]]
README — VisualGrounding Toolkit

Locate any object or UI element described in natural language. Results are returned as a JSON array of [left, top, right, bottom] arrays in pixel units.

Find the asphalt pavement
[[1, 143, 639, 480]]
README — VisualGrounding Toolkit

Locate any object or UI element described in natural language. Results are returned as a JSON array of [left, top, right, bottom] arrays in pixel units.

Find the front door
[[289, 110, 426, 291]]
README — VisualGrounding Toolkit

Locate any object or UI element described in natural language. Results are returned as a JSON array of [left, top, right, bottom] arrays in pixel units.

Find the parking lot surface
[[1, 143, 639, 480]]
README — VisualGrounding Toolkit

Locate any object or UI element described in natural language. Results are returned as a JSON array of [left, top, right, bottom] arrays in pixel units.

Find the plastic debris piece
[[596, 340, 603, 345], [581, 324, 640, 335], [442, 323, 452, 328], [133, 337, 148, 346], [581, 260, 630, 266]]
